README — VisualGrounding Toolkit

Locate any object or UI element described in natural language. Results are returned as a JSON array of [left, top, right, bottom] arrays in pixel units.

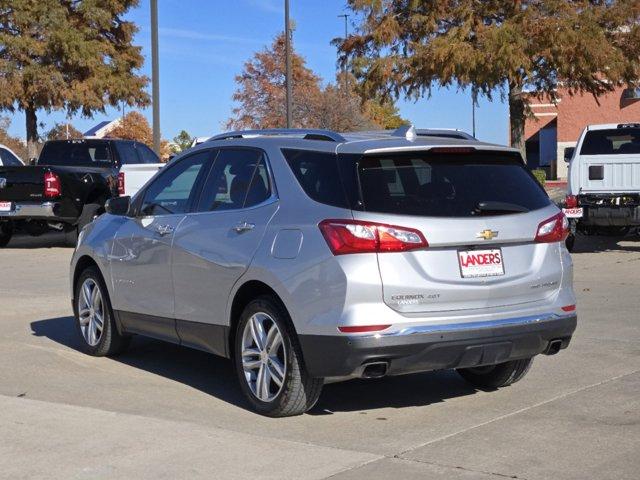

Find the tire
[[0, 221, 13, 248], [565, 233, 575, 252], [74, 266, 130, 356], [65, 203, 103, 247], [234, 295, 323, 417], [456, 357, 534, 390]]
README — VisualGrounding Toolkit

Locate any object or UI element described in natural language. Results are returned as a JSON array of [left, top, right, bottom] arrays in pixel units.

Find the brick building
[[524, 86, 640, 180]]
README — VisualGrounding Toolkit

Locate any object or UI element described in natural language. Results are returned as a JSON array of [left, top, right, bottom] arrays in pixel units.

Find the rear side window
[[137, 143, 160, 164], [115, 142, 140, 165], [358, 152, 550, 217], [39, 141, 112, 166], [197, 148, 270, 212], [580, 128, 640, 155], [0, 148, 22, 166], [282, 149, 349, 208]]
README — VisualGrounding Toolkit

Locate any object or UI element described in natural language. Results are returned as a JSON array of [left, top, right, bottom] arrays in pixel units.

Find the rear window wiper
[[474, 201, 530, 214]]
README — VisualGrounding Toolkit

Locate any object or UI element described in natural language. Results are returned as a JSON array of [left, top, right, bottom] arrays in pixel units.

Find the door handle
[[156, 224, 174, 236], [233, 221, 255, 233]]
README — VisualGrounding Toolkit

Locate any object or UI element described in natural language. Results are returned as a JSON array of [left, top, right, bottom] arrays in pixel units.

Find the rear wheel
[[456, 357, 534, 389], [0, 221, 13, 247], [234, 296, 323, 417], [74, 266, 130, 356]]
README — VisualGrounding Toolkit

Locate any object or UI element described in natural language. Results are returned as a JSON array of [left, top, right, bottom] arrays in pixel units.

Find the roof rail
[[207, 129, 346, 143]]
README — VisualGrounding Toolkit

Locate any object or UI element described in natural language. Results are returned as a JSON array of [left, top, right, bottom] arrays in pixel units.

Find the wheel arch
[[72, 255, 104, 301], [228, 280, 294, 359]]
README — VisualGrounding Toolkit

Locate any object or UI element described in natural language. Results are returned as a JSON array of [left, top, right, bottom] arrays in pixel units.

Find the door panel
[[110, 214, 184, 321], [172, 147, 277, 327], [172, 202, 278, 325], [109, 150, 213, 326]]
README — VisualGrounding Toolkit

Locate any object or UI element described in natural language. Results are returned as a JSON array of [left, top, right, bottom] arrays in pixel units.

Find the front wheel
[[234, 296, 323, 417], [74, 266, 130, 356], [0, 221, 13, 248], [456, 357, 534, 390]]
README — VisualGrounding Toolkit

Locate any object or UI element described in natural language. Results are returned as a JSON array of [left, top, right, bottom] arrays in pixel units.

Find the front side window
[[580, 128, 640, 155], [141, 151, 210, 216], [0, 148, 22, 166], [197, 149, 271, 212]]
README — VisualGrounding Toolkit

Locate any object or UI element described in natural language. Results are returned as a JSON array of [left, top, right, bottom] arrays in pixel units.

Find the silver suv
[[70, 126, 577, 417]]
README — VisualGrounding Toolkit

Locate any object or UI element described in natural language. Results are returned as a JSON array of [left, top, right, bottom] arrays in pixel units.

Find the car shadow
[[572, 230, 640, 254], [30, 316, 480, 414], [5, 232, 70, 249]]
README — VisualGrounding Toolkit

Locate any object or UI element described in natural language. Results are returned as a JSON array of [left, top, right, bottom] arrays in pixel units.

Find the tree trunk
[[25, 105, 38, 160], [508, 83, 526, 162]]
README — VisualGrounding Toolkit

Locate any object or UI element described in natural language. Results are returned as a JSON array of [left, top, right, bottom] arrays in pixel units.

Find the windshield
[[580, 128, 640, 155], [358, 152, 550, 217], [39, 141, 113, 166]]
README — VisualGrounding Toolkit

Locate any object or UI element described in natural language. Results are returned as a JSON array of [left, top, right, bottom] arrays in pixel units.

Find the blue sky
[[6, 0, 509, 145]]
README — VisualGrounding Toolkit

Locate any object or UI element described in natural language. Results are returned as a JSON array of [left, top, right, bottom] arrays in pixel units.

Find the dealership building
[[524, 86, 640, 180]]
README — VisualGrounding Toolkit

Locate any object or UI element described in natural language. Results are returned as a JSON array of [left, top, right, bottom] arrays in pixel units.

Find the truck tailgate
[[577, 154, 640, 193], [119, 163, 163, 197], [0, 166, 47, 202]]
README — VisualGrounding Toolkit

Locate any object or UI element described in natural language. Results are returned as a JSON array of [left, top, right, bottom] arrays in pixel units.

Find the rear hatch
[[349, 149, 563, 314], [0, 166, 48, 202]]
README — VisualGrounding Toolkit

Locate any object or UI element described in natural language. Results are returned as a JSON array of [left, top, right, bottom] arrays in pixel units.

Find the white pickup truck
[[563, 123, 640, 250]]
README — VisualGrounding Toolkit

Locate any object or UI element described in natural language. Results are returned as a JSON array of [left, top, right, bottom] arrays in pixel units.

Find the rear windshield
[[359, 152, 550, 217], [580, 128, 640, 155], [39, 141, 113, 166]]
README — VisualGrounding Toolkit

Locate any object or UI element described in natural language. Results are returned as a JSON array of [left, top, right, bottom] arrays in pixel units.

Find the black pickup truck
[[0, 138, 162, 247]]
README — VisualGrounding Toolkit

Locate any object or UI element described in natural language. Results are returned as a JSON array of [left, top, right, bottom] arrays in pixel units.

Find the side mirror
[[564, 147, 575, 163], [105, 196, 131, 216], [29, 158, 37, 166]]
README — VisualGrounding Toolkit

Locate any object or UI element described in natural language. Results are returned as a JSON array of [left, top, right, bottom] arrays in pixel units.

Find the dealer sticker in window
[[458, 249, 505, 278]]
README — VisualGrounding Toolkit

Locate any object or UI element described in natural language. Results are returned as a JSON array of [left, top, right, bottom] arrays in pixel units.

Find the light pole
[[284, 0, 292, 128], [338, 14, 349, 93], [150, 0, 161, 154], [471, 86, 477, 138]]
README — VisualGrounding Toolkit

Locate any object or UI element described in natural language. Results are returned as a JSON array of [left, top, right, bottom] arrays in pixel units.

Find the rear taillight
[[44, 172, 61, 198], [117, 172, 125, 196], [565, 195, 578, 208], [535, 212, 569, 243], [319, 219, 428, 255]]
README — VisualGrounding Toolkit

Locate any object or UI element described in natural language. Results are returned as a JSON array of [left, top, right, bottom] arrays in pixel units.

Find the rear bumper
[[299, 313, 577, 378], [0, 202, 73, 222]]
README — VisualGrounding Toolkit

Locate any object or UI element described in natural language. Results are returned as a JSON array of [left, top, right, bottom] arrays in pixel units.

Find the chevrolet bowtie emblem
[[477, 229, 498, 240]]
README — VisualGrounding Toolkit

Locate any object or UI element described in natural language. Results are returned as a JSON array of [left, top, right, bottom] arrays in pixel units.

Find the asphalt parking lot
[[1, 232, 639, 480]]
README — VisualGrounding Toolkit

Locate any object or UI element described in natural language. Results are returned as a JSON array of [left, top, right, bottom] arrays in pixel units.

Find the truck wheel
[[74, 266, 131, 356], [565, 233, 575, 252], [64, 203, 103, 247], [0, 221, 13, 248], [457, 357, 534, 390], [234, 295, 323, 417]]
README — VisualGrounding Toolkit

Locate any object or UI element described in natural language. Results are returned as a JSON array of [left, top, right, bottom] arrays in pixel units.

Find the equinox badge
[[477, 229, 499, 240]]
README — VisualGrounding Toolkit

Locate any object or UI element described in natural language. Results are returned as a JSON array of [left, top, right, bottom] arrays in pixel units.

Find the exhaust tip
[[361, 361, 388, 379], [545, 339, 563, 355]]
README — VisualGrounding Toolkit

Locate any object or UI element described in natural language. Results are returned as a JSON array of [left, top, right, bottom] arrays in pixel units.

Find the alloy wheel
[[241, 312, 286, 402], [77, 278, 104, 346]]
